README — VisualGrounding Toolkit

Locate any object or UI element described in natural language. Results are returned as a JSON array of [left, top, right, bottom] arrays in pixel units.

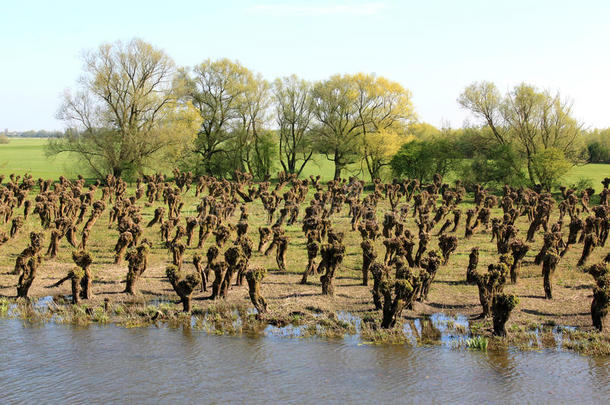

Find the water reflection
[[0, 319, 608, 404]]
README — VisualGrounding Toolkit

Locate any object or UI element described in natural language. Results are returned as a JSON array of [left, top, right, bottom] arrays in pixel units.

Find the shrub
[[391, 138, 458, 182], [458, 143, 527, 189], [531, 147, 572, 191]]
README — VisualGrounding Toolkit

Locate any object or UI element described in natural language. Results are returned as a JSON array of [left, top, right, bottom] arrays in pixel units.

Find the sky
[[1, 0, 609, 131]]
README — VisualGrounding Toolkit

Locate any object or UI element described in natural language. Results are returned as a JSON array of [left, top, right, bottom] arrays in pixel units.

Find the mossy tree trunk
[[492, 293, 518, 336], [246, 266, 267, 315]]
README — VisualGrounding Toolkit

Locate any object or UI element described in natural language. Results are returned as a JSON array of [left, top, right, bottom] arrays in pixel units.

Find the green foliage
[[587, 142, 610, 163], [408, 122, 442, 139], [459, 143, 527, 188], [390, 138, 458, 182], [583, 128, 610, 163], [249, 130, 277, 180], [179, 58, 274, 179], [531, 147, 572, 190], [50, 39, 200, 179], [459, 81, 584, 185], [569, 177, 594, 191], [274, 75, 315, 175], [311, 73, 415, 180], [465, 335, 488, 350], [495, 293, 519, 311], [0, 298, 9, 316], [247, 267, 267, 282], [71, 267, 85, 279]]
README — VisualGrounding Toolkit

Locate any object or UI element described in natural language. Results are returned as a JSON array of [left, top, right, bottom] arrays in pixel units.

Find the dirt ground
[[1, 186, 608, 333]]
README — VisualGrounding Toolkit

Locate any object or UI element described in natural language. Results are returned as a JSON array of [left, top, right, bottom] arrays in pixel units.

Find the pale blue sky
[[1, 0, 609, 131]]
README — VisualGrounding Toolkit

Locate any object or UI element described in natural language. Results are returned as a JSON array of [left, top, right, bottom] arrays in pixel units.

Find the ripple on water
[[1, 318, 609, 404]]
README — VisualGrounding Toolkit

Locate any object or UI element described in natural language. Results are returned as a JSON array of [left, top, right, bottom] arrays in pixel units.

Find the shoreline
[[2, 292, 609, 356]]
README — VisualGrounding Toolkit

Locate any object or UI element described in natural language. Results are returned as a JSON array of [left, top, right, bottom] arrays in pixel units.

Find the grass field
[[0, 138, 607, 188], [0, 138, 77, 179], [564, 163, 610, 191]]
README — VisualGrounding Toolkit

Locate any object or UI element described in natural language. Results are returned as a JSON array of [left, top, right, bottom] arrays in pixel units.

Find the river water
[[0, 318, 608, 404]]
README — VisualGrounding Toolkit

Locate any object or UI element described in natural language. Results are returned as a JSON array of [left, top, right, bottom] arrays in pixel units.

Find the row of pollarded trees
[[49, 39, 416, 181]]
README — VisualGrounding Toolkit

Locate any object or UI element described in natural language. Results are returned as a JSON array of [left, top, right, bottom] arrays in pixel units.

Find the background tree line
[[47, 39, 607, 190], [2, 130, 63, 138], [48, 39, 415, 181], [392, 82, 608, 191]]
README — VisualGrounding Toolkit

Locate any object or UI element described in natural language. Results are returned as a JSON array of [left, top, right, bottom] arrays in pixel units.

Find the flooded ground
[[1, 318, 608, 404]]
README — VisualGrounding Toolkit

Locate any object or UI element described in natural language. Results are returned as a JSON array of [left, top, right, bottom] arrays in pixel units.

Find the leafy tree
[[273, 75, 314, 176], [583, 128, 610, 163], [234, 72, 273, 179], [179, 59, 274, 179], [390, 140, 426, 181], [458, 81, 583, 185], [310, 74, 364, 180], [353, 73, 415, 180], [457, 81, 506, 144], [249, 130, 277, 180], [390, 137, 458, 182], [408, 122, 442, 139], [311, 73, 415, 180], [531, 147, 572, 190], [459, 143, 527, 188], [49, 39, 200, 178], [362, 129, 406, 180], [178, 58, 253, 175]]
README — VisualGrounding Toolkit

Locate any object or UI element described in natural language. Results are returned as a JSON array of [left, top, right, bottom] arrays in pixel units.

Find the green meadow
[[0, 138, 607, 190]]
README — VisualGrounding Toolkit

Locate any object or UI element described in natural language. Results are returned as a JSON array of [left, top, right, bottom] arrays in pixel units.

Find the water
[[0, 319, 608, 404]]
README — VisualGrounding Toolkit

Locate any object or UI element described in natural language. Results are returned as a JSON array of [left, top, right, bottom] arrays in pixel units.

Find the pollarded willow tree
[[49, 38, 201, 178], [458, 81, 583, 189]]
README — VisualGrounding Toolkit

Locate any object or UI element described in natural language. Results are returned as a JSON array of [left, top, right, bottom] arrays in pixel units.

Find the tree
[[530, 147, 571, 190], [49, 39, 200, 178], [459, 143, 527, 188], [248, 130, 277, 180], [234, 72, 274, 179], [310, 74, 363, 180], [458, 81, 583, 185], [390, 137, 458, 182], [353, 73, 416, 180], [457, 81, 506, 144], [310, 73, 415, 180], [361, 129, 405, 180], [273, 75, 314, 176], [409, 122, 442, 139], [584, 128, 610, 163], [178, 58, 253, 175]]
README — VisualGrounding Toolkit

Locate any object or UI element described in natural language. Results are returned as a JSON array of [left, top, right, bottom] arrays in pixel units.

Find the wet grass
[[465, 335, 488, 351], [4, 296, 609, 355]]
